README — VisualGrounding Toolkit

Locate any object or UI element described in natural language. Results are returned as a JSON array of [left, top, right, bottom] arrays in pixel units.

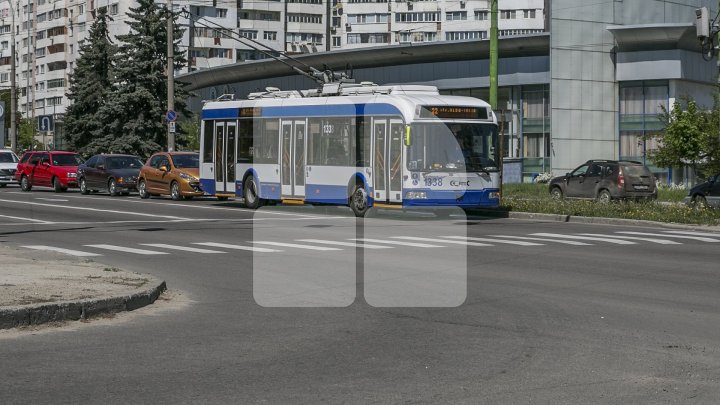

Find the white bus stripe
[[578, 233, 681, 245], [350, 238, 444, 248], [443, 236, 544, 246], [193, 242, 282, 253], [22, 245, 102, 257], [251, 241, 342, 251], [296, 239, 393, 249], [617, 231, 720, 243], [392, 236, 492, 246], [663, 230, 720, 238], [140, 243, 226, 254], [488, 235, 592, 245], [85, 244, 169, 255], [530, 233, 636, 245]]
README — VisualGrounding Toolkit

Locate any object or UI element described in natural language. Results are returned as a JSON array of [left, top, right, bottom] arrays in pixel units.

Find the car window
[[570, 165, 590, 176], [149, 155, 165, 168], [84, 156, 98, 168], [157, 157, 170, 169], [0, 152, 18, 163], [52, 154, 84, 166], [621, 164, 652, 177], [170, 154, 199, 169], [20, 153, 32, 163], [39, 153, 50, 164], [28, 153, 40, 165], [108, 156, 144, 169], [587, 164, 603, 177]]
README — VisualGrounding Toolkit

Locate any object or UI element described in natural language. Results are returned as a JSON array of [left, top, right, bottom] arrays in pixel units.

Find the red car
[[15, 151, 85, 192]]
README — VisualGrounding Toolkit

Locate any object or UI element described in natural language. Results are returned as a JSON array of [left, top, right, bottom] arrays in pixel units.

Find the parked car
[[0, 149, 19, 188], [548, 160, 657, 202], [77, 154, 144, 196], [682, 174, 720, 208], [15, 151, 84, 192], [137, 152, 203, 200]]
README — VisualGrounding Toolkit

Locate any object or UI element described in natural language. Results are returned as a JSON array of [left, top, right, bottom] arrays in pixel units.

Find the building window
[[445, 31, 486, 41], [239, 30, 258, 40], [523, 9, 536, 19], [79, 4, 85, 14], [346, 33, 389, 44], [287, 13, 323, 24], [47, 78, 65, 89], [264, 31, 277, 41], [446, 11, 467, 21], [47, 96, 62, 106], [109, 3, 119, 15], [216, 8, 227, 18], [619, 81, 669, 176], [500, 10, 516, 19], [395, 12, 440, 22], [347, 14, 389, 24], [0, 72, 8, 82], [332, 36, 341, 47], [475, 11, 488, 20], [35, 99, 45, 109]]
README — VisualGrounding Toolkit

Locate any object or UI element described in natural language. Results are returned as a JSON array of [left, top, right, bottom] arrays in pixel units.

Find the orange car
[[137, 152, 203, 200]]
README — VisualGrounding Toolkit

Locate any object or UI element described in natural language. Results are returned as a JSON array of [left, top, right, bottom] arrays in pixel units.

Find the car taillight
[[618, 168, 625, 188]]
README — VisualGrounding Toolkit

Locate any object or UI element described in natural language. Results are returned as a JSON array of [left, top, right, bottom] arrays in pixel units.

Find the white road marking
[[350, 238, 444, 248], [488, 235, 592, 245], [530, 233, 636, 245], [392, 236, 492, 246], [443, 236, 544, 246], [84, 244, 169, 255], [251, 241, 342, 251], [296, 239, 393, 249], [140, 243, 226, 254], [578, 233, 681, 245], [21, 245, 102, 257], [34, 198, 69, 202], [0, 214, 52, 224], [193, 242, 281, 253], [617, 231, 720, 243], [0, 198, 185, 220], [663, 230, 720, 238]]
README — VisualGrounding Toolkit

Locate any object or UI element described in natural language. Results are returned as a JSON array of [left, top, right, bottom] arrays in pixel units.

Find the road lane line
[[443, 236, 543, 246], [296, 239, 393, 249], [251, 241, 343, 251], [0, 198, 185, 220], [193, 242, 281, 253], [34, 198, 69, 202], [617, 231, 720, 242], [21, 245, 102, 257], [488, 235, 592, 245], [0, 214, 52, 224], [530, 233, 636, 245], [392, 236, 492, 246], [84, 244, 170, 255], [140, 243, 226, 254], [578, 233, 681, 245], [350, 238, 444, 248], [663, 230, 720, 238]]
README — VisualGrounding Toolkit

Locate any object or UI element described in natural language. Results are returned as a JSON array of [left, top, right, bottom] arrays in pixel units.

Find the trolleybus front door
[[280, 120, 306, 198], [372, 119, 403, 204], [214, 120, 237, 195]]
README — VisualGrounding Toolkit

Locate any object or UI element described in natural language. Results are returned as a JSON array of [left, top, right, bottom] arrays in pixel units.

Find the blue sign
[[38, 115, 54, 132], [165, 110, 177, 122]]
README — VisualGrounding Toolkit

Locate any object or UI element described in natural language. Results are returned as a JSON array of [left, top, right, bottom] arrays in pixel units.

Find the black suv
[[683, 174, 720, 208], [549, 160, 657, 202]]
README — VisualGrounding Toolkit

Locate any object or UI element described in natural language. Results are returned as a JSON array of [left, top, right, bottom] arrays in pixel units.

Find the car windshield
[[107, 156, 144, 170], [0, 153, 18, 163], [407, 122, 498, 172], [171, 154, 199, 169], [52, 154, 84, 166], [621, 164, 652, 177]]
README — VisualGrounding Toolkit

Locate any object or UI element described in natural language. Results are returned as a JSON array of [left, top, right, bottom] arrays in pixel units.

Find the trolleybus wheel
[[243, 176, 261, 209], [350, 184, 369, 217]]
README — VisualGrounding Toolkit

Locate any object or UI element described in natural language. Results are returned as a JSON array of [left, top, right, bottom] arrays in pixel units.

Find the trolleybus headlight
[[406, 191, 427, 199]]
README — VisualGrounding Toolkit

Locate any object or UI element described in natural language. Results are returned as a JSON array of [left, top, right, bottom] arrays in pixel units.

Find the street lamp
[[1, 0, 16, 153]]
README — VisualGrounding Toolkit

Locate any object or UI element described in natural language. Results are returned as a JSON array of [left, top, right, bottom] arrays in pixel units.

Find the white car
[[0, 149, 19, 188]]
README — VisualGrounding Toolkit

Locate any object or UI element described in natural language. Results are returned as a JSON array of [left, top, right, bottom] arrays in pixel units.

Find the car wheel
[[108, 178, 118, 196], [138, 179, 150, 199], [80, 178, 89, 195], [170, 181, 182, 201], [550, 187, 563, 200], [243, 176, 261, 209], [349, 183, 369, 217], [693, 194, 708, 209], [597, 189, 612, 203], [20, 176, 31, 191], [53, 177, 63, 193]]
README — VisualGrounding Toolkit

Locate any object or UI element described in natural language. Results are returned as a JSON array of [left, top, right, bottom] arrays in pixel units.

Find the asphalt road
[[1, 185, 719, 404]]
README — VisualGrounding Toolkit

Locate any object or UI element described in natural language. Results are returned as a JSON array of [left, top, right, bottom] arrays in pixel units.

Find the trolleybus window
[[407, 122, 498, 172]]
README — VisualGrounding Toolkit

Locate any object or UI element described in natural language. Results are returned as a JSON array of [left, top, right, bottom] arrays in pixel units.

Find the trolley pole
[[489, 0, 498, 110], [167, 0, 175, 152], [5, 0, 17, 153]]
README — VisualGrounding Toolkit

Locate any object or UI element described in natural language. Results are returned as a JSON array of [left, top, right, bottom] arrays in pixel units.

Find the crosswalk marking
[[296, 239, 393, 249], [193, 242, 281, 253], [350, 238, 444, 248], [443, 236, 544, 246], [488, 235, 592, 245], [84, 244, 169, 255], [530, 233, 636, 245], [21, 245, 102, 257], [392, 236, 492, 247], [251, 241, 343, 251], [140, 243, 226, 254], [663, 230, 720, 238], [617, 231, 720, 243], [578, 233, 681, 245]]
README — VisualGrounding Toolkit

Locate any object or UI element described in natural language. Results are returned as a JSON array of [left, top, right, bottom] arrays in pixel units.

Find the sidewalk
[[0, 245, 166, 329]]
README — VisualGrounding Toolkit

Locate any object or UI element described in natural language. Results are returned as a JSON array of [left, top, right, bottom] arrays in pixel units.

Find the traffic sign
[[165, 110, 177, 122], [168, 121, 176, 133], [38, 115, 54, 132]]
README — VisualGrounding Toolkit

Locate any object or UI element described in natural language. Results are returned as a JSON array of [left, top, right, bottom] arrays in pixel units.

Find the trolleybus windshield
[[407, 122, 498, 173]]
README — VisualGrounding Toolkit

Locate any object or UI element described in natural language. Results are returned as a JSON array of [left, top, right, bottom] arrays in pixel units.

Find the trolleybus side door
[[372, 118, 403, 204], [280, 120, 306, 198], [214, 120, 237, 195]]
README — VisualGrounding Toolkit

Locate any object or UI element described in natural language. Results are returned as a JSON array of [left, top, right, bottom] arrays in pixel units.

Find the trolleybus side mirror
[[404, 126, 412, 146]]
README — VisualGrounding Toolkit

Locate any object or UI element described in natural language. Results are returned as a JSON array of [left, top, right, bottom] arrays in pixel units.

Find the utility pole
[[167, 0, 175, 152], [489, 0, 498, 110], [4, 0, 17, 153]]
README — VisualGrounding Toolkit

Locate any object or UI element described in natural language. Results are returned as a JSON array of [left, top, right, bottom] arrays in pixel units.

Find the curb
[[0, 277, 167, 330]]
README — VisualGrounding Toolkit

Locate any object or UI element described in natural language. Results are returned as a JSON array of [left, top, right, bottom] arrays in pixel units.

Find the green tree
[[101, 0, 192, 157], [176, 117, 200, 151], [18, 118, 41, 151], [63, 8, 116, 155], [651, 97, 720, 182]]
